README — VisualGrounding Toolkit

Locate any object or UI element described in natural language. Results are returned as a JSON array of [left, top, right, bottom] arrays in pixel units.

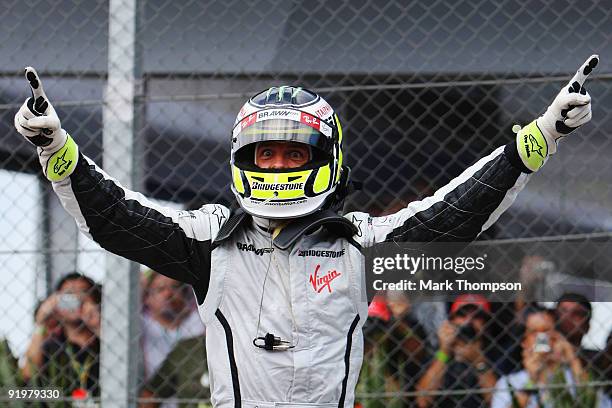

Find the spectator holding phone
[[415, 295, 497, 408], [27, 273, 101, 400], [20, 296, 64, 382], [491, 306, 608, 408]]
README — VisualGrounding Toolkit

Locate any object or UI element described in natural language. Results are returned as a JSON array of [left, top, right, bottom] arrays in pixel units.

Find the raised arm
[[350, 55, 599, 247], [13, 67, 228, 299]]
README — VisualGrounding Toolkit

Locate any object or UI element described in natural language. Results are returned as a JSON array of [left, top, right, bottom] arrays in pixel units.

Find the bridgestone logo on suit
[[298, 249, 345, 258]]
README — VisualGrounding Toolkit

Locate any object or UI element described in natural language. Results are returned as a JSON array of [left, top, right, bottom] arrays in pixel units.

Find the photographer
[[20, 295, 64, 382], [25, 273, 101, 400], [415, 295, 497, 408], [492, 306, 608, 408]]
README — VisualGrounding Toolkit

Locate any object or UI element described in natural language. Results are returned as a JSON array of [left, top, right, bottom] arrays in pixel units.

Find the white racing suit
[[50, 141, 531, 408]]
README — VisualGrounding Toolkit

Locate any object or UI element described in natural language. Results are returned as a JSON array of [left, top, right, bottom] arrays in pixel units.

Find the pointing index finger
[[24, 67, 48, 100], [569, 54, 599, 87]]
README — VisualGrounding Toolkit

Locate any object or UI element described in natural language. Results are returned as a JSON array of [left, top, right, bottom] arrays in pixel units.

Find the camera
[[456, 323, 478, 342], [533, 332, 551, 353], [58, 294, 81, 312]]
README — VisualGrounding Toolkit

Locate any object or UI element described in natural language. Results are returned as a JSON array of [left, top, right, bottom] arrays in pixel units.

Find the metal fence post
[[101, 0, 141, 406]]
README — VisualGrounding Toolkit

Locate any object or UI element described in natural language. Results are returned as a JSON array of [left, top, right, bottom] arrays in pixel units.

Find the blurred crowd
[[357, 291, 612, 408], [2, 269, 208, 407], [1, 262, 611, 408]]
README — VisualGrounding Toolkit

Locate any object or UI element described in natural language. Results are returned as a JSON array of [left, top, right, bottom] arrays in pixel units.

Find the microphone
[[253, 333, 294, 351], [256, 191, 279, 205]]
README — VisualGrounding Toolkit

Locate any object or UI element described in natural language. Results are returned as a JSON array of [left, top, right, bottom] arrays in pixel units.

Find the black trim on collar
[[273, 210, 358, 250], [212, 208, 359, 251]]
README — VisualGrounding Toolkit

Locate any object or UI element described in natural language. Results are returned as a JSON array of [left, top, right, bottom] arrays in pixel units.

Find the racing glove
[[515, 54, 599, 172], [14, 67, 78, 182]]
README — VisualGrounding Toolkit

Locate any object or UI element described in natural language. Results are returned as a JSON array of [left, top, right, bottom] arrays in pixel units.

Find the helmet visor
[[232, 109, 335, 153]]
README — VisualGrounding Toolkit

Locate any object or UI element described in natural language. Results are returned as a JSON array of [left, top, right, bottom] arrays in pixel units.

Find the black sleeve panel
[[69, 153, 211, 294], [383, 147, 525, 243]]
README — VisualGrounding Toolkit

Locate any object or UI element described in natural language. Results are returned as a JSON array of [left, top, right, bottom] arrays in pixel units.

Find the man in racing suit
[[13, 56, 598, 408]]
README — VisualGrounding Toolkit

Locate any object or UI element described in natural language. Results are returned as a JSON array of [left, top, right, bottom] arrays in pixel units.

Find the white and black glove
[[14, 67, 65, 149], [14, 67, 77, 182], [515, 55, 599, 172], [537, 54, 598, 154]]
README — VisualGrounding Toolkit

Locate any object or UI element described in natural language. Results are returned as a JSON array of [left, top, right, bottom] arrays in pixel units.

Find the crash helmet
[[230, 86, 346, 219]]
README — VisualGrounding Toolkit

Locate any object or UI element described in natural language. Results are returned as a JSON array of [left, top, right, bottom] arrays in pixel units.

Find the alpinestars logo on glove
[[53, 148, 72, 176], [309, 264, 341, 293], [523, 134, 544, 158]]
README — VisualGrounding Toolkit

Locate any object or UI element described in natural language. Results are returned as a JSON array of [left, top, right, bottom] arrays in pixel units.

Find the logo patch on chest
[[297, 248, 345, 258], [309, 264, 342, 293], [236, 242, 274, 256]]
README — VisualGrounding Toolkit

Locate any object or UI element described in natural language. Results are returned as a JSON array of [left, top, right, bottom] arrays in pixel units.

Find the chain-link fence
[[1, 0, 612, 406]]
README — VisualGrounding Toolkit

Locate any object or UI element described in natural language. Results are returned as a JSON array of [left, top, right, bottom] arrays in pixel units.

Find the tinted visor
[[232, 108, 335, 151], [233, 119, 333, 154]]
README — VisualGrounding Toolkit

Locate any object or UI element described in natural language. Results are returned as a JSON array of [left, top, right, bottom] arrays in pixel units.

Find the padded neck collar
[[213, 209, 358, 250]]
